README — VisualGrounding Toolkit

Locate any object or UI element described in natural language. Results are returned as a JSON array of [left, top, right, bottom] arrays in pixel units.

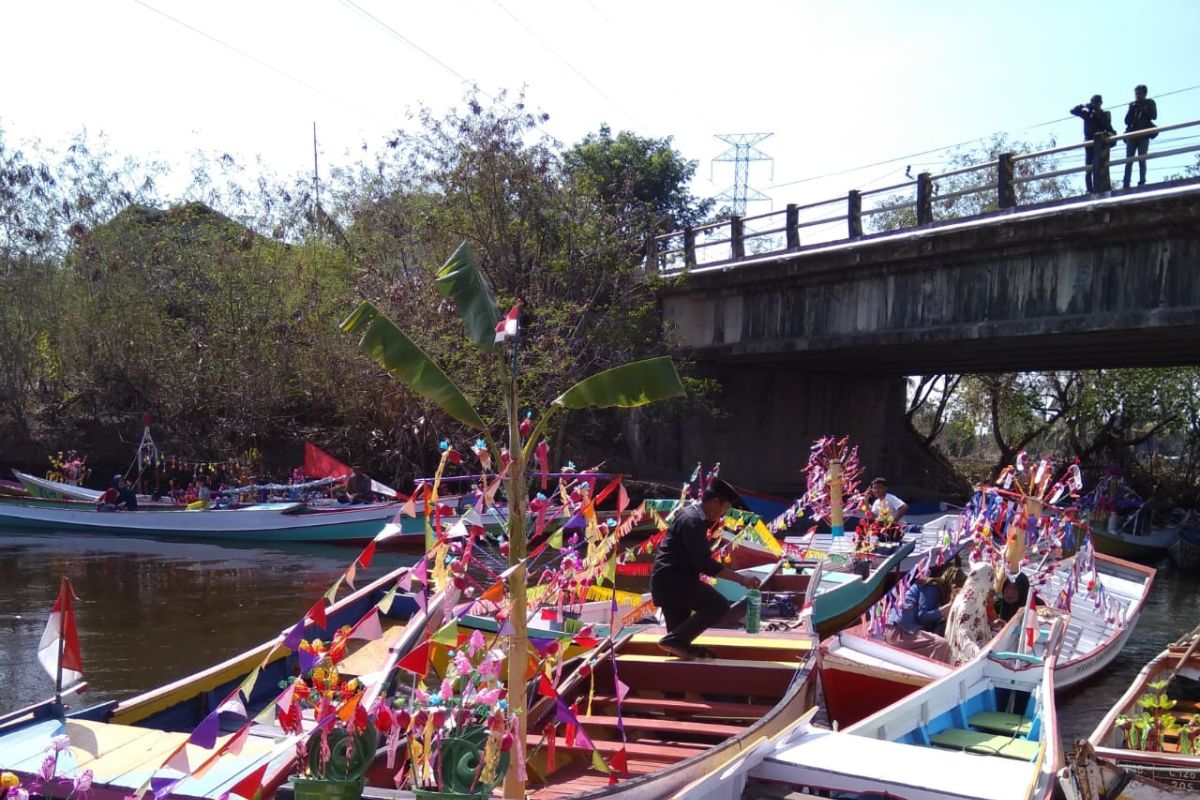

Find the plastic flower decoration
[[383, 630, 513, 792]]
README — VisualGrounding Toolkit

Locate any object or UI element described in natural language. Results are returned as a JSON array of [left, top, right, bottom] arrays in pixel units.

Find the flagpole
[[54, 576, 67, 704]]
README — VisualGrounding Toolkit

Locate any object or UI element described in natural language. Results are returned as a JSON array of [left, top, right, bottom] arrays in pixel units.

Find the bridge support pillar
[[635, 363, 964, 500]]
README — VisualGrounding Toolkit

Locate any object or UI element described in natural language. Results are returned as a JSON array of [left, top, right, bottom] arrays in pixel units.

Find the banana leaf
[[435, 241, 500, 353], [341, 302, 487, 430], [554, 357, 685, 410]]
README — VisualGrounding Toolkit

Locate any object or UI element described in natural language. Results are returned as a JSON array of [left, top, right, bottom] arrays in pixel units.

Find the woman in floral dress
[[944, 562, 996, 666]]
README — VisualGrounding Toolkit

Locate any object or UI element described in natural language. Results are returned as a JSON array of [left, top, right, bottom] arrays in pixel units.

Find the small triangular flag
[[226, 762, 269, 800], [412, 559, 428, 585], [537, 674, 558, 699], [188, 708, 221, 749], [282, 619, 305, 652], [402, 494, 417, 518], [152, 776, 183, 800], [591, 749, 610, 774], [547, 528, 563, 549], [351, 609, 383, 641], [609, 747, 629, 776], [324, 575, 343, 603], [379, 583, 399, 615], [306, 599, 327, 630], [431, 619, 458, 647], [345, 561, 357, 590], [396, 640, 431, 677], [239, 666, 261, 697], [163, 741, 192, 773], [357, 540, 376, 568]]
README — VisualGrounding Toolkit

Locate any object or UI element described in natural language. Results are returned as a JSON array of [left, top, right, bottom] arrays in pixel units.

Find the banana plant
[[342, 241, 684, 797]]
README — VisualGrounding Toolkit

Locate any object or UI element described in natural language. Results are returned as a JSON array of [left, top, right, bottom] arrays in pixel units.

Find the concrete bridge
[[645, 179, 1200, 497]]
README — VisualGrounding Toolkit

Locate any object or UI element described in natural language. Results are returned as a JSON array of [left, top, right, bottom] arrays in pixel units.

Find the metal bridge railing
[[647, 117, 1200, 273]]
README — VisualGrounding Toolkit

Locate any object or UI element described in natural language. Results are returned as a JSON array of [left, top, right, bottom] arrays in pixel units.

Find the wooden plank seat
[[928, 728, 1041, 761], [589, 695, 775, 720], [968, 712, 1032, 737], [529, 734, 708, 762], [613, 655, 797, 697], [578, 715, 744, 740]]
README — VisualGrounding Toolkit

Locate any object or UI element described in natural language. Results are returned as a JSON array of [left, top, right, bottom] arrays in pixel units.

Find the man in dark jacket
[[650, 478, 760, 658], [1123, 85, 1158, 188], [1071, 94, 1116, 192]]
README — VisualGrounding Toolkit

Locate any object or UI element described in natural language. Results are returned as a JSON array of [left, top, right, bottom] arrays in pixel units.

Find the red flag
[[38, 577, 83, 686], [227, 762, 269, 800], [494, 303, 520, 344], [396, 641, 431, 677], [306, 599, 327, 630], [609, 747, 629, 776], [544, 723, 556, 775], [357, 540, 376, 569], [304, 443, 350, 480], [537, 673, 558, 699]]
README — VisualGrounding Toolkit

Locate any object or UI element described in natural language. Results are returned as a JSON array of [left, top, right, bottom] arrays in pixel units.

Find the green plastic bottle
[[745, 589, 762, 634]]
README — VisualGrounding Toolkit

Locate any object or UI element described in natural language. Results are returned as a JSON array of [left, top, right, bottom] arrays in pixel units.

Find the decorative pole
[[502, 344, 529, 799], [829, 459, 845, 538], [54, 576, 67, 704]]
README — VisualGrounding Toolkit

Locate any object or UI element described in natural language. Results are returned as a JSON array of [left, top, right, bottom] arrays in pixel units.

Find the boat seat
[[928, 728, 1041, 761], [577, 715, 743, 740], [968, 712, 1032, 737], [589, 695, 775, 720]]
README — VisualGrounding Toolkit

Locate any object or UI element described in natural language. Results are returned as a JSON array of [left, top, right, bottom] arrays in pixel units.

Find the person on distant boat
[[97, 475, 136, 511], [116, 476, 139, 510], [651, 478, 761, 660], [348, 467, 375, 504], [867, 477, 908, 525], [945, 561, 996, 665], [885, 561, 955, 662], [994, 571, 1035, 622]]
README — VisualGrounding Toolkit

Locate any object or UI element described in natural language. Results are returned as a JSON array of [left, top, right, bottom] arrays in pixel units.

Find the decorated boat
[[0, 553, 438, 800], [819, 548, 1155, 726], [1087, 624, 1200, 792], [1091, 523, 1181, 562], [1168, 524, 1200, 572], [1059, 740, 1194, 799], [746, 613, 1065, 800]]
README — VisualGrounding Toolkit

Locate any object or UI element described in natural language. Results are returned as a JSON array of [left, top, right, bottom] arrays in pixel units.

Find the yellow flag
[[548, 528, 563, 549], [324, 576, 343, 603], [431, 619, 459, 647], [603, 551, 617, 586], [378, 583, 399, 615], [591, 749, 610, 773]]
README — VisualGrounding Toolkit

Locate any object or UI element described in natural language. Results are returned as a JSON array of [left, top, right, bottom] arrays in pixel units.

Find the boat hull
[[1091, 526, 1179, 561], [1168, 528, 1200, 571]]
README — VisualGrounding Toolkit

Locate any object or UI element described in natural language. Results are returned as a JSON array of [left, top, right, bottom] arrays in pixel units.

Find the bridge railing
[[647, 117, 1200, 273]]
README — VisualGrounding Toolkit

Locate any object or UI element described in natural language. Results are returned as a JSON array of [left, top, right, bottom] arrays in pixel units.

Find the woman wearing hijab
[[945, 562, 996, 666], [995, 571, 1032, 622]]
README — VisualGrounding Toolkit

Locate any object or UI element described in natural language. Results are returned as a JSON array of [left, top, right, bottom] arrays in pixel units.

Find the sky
[[3, 0, 1199, 216]]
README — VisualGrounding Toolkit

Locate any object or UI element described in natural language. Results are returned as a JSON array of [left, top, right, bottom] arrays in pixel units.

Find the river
[[1, 528, 1198, 749]]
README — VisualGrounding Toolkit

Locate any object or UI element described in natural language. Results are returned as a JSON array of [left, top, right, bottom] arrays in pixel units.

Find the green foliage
[[435, 241, 501, 353], [553, 357, 684, 410]]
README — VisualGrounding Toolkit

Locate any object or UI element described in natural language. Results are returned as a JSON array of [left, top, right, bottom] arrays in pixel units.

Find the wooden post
[[829, 460, 845, 538], [502, 367, 529, 799], [916, 172, 933, 225], [997, 152, 1016, 209], [847, 190, 862, 239], [730, 216, 745, 260], [785, 203, 800, 249], [683, 225, 697, 269], [1091, 135, 1112, 193], [644, 233, 658, 273]]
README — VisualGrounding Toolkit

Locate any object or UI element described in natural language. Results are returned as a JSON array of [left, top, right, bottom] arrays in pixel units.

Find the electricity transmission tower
[[712, 133, 774, 216]]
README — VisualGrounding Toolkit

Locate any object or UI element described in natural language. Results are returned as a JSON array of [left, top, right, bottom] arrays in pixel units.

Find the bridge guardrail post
[[684, 225, 697, 269], [731, 216, 745, 260], [848, 190, 862, 238], [786, 204, 800, 249], [916, 172, 933, 225], [1091, 136, 1112, 193], [997, 152, 1016, 208]]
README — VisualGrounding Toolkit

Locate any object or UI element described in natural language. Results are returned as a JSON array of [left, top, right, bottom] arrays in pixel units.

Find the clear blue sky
[[3, 0, 1197, 211]]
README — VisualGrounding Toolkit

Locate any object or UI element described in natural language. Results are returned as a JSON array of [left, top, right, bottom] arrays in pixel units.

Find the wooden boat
[[1059, 740, 1193, 799], [1091, 517, 1181, 562], [1087, 625, 1200, 792], [0, 565, 436, 800], [352, 624, 819, 799], [819, 551, 1156, 726], [0, 493, 425, 543], [747, 613, 1065, 800], [1168, 526, 1200, 572]]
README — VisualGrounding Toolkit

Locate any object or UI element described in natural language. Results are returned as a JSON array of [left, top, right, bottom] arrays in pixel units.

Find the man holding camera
[[1123, 85, 1158, 188], [1071, 94, 1116, 192]]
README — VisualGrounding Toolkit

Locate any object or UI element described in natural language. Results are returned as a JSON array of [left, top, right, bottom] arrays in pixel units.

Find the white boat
[[818, 547, 1155, 726], [747, 613, 1065, 800]]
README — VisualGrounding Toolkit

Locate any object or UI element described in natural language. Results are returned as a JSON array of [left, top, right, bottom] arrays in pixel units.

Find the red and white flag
[[38, 577, 83, 688], [494, 304, 520, 344]]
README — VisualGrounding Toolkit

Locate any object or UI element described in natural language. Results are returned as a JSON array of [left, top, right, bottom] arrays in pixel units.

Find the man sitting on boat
[[651, 478, 761, 660], [885, 560, 956, 662], [96, 475, 137, 511]]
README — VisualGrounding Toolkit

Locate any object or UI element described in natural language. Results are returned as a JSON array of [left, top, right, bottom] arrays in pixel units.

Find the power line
[[131, 0, 388, 126], [336, 0, 475, 89], [490, 0, 648, 130]]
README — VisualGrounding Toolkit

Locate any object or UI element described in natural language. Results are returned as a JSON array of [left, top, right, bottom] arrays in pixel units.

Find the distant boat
[[1087, 624, 1200, 792], [0, 492, 423, 543], [744, 613, 1065, 800], [1090, 510, 1181, 561], [1168, 524, 1200, 571], [818, 550, 1156, 726]]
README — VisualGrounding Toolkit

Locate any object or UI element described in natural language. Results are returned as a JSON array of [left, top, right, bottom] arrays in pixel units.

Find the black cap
[[704, 477, 748, 510]]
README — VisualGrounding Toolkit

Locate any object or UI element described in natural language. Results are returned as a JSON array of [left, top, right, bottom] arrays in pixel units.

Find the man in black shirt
[[650, 478, 761, 659], [1123, 85, 1158, 188], [1071, 94, 1116, 192]]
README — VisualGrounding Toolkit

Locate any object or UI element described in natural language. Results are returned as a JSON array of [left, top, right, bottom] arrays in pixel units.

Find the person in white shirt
[[868, 477, 908, 524]]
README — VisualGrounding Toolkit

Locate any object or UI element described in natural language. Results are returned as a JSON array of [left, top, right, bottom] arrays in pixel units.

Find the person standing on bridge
[[1071, 94, 1116, 192], [651, 477, 760, 659], [1123, 85, 1158, 189]]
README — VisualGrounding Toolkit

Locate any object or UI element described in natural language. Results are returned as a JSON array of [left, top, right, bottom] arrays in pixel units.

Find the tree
[[342, 241, 685, 798]]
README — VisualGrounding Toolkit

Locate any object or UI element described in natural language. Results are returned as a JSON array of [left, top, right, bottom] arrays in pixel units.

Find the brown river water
[[2, 527, 1199, 748]]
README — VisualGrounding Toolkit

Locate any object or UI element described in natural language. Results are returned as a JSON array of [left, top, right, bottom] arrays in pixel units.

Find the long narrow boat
[[0, 565, 435, 800], [747, 613, 1065, 800], [0, 495, 424, 542], [819, 551, 1156, 726], [1168, 527, 1200, 571], [1090, 524, 1180, 561], [1087, 625, 1200, 792]]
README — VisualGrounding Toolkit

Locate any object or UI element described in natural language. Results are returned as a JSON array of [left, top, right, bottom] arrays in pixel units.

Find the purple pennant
[[498, 617, 515, 636], [555, 697, 578, 727], [561, 512, 585, 531], [152, 777, 182, 799], [529, 635, 559, 656], [282, 618, 306, 651], [189, 708, 221, 749], [299, 646, 321, 674]]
